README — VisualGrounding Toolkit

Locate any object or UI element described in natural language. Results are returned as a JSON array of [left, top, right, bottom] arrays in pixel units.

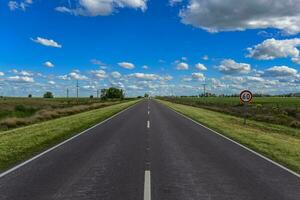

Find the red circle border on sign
[[240, 90, 253, 103]]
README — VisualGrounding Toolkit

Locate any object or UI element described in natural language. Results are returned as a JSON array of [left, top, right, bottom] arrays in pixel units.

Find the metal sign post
[[240, 90, 253, 125]]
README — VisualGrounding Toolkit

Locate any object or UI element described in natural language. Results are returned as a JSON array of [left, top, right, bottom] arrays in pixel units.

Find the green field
[[158, 99, 300, 174], [0, 100, 139, 172], [0, 97, 134, 131], [159, 97, 300, 128]]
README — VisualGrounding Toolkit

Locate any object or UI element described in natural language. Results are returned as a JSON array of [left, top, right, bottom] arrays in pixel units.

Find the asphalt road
[[0, 99, 299, 200]]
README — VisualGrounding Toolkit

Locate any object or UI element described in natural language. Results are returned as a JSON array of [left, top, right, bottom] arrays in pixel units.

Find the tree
[[144, 93, 149, 98], [43, 91, 54, 98], [28, 94, 32, 98], [90, 95, 94, 99], [101, 87, 124, 99]]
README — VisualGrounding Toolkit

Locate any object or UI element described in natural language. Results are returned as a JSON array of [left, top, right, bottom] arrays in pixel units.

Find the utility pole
[[202, 83, 207, 97], [97, 89, 101, 99], [67, 88, 69, 98], [76, 80, 79, 100]]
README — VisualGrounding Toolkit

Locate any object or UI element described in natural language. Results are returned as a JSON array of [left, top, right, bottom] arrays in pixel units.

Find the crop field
[[0, 97, 133, 131], [158, 96, 300, 128]]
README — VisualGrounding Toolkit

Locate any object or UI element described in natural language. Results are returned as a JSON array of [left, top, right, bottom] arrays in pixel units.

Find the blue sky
[[1, 0, 300, 97]]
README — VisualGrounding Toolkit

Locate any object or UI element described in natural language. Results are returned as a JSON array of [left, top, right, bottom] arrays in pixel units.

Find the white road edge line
[[163, 103, 300, 178], [0, 102, 139, 179], [144, 170, 151, 200], [147, 120, 150, 128]]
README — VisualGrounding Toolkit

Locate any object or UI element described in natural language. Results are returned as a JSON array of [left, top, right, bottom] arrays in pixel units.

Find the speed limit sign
[[240, 90, 253, 103]]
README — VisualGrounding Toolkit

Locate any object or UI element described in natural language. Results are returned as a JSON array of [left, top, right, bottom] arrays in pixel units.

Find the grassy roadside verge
[[0, 100, 140, 172], [157, 99, 300, 174]]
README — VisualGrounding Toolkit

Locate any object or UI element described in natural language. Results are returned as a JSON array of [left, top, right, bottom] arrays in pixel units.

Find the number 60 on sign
[[240, 90, 253, 103]]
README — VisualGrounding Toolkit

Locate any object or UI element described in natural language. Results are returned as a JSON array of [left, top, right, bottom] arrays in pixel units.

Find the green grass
[[0, 100, 139, 172], [158, 99, 300, 174]]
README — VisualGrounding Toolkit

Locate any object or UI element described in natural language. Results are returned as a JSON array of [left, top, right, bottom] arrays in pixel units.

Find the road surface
[[0, 99, 299, 200]]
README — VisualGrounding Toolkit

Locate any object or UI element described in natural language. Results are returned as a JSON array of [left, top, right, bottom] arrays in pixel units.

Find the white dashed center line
[[144, 170, 151, 200], [147, 120, 150, 128]]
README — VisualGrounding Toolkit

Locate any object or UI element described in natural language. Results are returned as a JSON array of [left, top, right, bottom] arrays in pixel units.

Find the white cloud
[[247, 38, 300, 63], [202, 55, 209, 60], [90, 59, 106, 66], [56, 0, 147, 16], [218, 59, 251, 74], [8, 0, 33, 11], [195, 63, 207, 71], [161, 75, 173, 81], [182, 77, 193, 82], [111, 71, 122, 79], [11, 69, 34, 76], [110, 81, 125, 88], [44, 61, 54, 68], [0, 72, 5, 76], [129, 73, 159, 80], [169, 0, 183, 6], [90, 70, 107, 79], [31, 37, 62, 48], [191, 72, 205, 81], [179, 0, 300, 35], [127, 85, 143, 90], [181, 57, 188, 61], [211, 78, 226, 88], [8, 1, 19, 10], [19, 70, 33, 76], [48, 81, 56, 85], [58, 75, 71, 80], [142, 65, 149, 69], [82, 85, 96, 90], [176, 62, 189, 70], [263, 66, 298, 77], [69, 72, 88, 80], [246, 76, 265, 82], [8, 76, 34, 83], [118, 62, 135, 69]]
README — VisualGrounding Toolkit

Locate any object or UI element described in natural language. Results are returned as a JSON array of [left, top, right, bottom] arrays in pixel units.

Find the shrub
[[15, 105, 27, 112], [284, 107, 298, 117], [1, 118, 18, 128], [43, 92, 54, 98], [290, 121, 300, 128]]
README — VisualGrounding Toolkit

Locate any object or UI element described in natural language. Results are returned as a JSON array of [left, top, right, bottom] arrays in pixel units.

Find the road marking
[[166, 105, 300, 178], [148, 111, 150, 115], [147, 120, 150, 128], [144, 170, 151, 200], [0, 102, 140, 179]]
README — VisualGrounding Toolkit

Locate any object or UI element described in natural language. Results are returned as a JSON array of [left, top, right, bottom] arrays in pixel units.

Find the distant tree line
[[35, 87, 125, 99], [165, 92, 300, 98]]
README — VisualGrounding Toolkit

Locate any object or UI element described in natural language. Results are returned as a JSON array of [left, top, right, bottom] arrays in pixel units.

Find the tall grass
[[0, 101, 130, 131], [159, 97, 300, 128]]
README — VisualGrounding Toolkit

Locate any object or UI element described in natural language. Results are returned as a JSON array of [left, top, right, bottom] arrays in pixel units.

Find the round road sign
[[240, 90, 253, 103]]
